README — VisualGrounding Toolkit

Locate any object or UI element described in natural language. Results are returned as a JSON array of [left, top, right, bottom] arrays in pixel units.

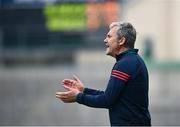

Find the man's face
[[104, 27, 120, 57]]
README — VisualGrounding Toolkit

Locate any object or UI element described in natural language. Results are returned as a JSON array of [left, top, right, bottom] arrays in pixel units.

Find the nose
[[104, 38, 107, 44]]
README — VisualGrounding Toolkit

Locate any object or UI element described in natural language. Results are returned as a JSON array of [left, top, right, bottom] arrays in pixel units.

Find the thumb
[[73, 75, 81, 82]]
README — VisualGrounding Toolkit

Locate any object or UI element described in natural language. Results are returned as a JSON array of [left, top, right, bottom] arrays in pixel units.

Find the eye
[[107, 35, 111, 38]]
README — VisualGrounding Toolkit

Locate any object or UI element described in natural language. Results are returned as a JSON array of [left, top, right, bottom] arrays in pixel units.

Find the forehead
[[107, 26, 118, 35]]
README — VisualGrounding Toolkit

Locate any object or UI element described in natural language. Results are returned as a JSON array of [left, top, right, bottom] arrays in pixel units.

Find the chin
[[106, 52, 113, 57], [106, 51, 115, 58], [105, 52, 108, 55], [106, 48, 113, 56], [106, 50, 110, 55]]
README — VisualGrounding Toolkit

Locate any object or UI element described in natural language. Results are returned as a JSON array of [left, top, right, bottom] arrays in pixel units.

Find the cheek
[[110, 41, 118, 48], [108, 40, 114, 47]]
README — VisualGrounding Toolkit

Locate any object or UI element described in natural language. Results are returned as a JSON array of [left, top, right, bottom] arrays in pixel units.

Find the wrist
[[75, 92, 84, 103], [75, 92, 80, 101], [78, 86, 84, 92], [80, 87, 85, 92]]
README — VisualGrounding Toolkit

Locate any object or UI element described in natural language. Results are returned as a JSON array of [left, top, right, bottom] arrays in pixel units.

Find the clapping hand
[[56, 75, 84, 103], [62, 75, 84, 92]]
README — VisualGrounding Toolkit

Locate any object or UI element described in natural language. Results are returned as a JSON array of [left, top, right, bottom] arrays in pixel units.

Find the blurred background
[[0, 0, 180, 125]]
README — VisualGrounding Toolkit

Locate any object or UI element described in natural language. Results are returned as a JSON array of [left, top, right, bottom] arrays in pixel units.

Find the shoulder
[[113, 54, 140, 76]]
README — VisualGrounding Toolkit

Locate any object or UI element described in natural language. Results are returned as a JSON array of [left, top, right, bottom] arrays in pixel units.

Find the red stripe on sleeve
[[112, 72, 129, 80], [111, 74, 128, 81], [112, 70, 130, 78]]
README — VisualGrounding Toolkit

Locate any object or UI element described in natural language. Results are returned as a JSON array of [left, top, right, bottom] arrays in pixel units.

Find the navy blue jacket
[[76, 49, 151, 126]]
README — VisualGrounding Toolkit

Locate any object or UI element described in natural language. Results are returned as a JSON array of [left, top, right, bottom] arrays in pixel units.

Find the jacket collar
[[116, 48, 139, 61]]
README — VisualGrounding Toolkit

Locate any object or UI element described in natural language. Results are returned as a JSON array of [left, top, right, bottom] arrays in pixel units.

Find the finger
[[73, 75, 80, 82], [62, 79, 75, 86], [61, 99, 72, 103], [56, 91, 69, 96], [63, 85, 73, 91], [56, 93, 69, 100], [71, 80, 76, 86], [56, 95, 69, 102], [56, 94, 63, 99], [56, 94, 60, 98], [62, 79, 73, 84], [56, 95, 68, 99], [56, 94, 66, 100], [61, 81, 73, 88], [63, 82, 72, 87], [63, 79, 76, 87], [62, 79, 72, 82]]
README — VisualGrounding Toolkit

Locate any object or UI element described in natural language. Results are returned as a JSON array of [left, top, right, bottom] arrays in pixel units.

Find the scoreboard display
[[43, 1, 119, 31], [44, 3, 86, 31]]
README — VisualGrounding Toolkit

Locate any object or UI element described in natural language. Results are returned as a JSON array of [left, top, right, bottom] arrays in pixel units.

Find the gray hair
[[110, 22, 136, 48]]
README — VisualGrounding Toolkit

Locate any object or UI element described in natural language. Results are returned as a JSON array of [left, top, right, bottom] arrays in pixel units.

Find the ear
[[118, 37, 126, 46]]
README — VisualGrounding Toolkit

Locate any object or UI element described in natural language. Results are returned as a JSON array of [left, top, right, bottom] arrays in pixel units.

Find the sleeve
[[76, 60, 134, 108], [83, 88, 104, 95]]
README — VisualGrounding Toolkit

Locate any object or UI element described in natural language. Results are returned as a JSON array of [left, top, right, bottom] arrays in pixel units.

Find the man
[[56, 22, 151, 126]]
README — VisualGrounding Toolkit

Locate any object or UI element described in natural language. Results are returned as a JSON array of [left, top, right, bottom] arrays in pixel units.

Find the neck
[[116, 47, 129, 56]]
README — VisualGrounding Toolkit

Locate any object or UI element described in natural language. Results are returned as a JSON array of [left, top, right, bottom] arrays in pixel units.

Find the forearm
[[83, 88, 104, 95], [76, 77, 126, 108], [76, 92, 110, 108]]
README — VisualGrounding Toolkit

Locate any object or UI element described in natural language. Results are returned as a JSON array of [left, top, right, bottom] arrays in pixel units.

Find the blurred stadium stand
[[0, 0, 119, 66]]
